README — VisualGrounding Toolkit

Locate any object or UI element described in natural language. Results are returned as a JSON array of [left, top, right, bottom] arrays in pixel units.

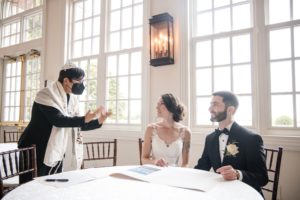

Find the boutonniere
[[225, 142, 239, 157]]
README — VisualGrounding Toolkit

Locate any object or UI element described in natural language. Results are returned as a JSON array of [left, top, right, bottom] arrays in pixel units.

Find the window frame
[[189, 0, 300, 136], [67, 0, 148, 132]]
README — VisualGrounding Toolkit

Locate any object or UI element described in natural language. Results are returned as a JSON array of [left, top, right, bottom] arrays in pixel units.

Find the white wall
[[41, 0, 300, 200]]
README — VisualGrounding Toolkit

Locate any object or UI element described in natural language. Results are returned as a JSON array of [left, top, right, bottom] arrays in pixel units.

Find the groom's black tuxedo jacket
[[194, 122, 268, 194]]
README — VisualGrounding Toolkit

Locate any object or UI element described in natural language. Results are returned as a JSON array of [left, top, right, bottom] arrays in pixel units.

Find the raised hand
[[97, 106, 112, 124]]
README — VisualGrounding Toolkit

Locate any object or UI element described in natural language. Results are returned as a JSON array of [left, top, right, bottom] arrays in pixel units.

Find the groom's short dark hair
[[213, 91, 239, 109]]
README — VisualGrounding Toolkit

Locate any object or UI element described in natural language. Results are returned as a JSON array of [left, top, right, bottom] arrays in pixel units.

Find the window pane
[[130, 76, 141, 98], [93, 17, 100, 36], [74, 21, 83, 40], [133, 5, 143, 26], [130, 100, 141, 124], [23, 12, 42, 41], [123, 0, 132, 6], [111, 0, 121, 10], [92, 37, 100, 54], [214, 37, 230, 65], [122, 7, 132, 29], [296, 60, 300, 91], [84, 19, 92, 38], [214, 0, 230, 7], [270, 28, 291, 60], [94, 0, 101, 15], [110, 11, 120, 31], [131, 51, 141, 74], [196, 68, 212, 95], [89, 59, 98, 79], [232, 34, 250, 63], [196, 97, 211, 125], [214, 66, 231, 91], [133, 27, 142, 47], [294, 0, 300, 20], [233, 64, 251, 94], [214, 8, 230, 33], [294, 26, 300, 57], [197, 12, 212, 36], [272, 95, 293, 127], [87, 80, 97, 100], [233, 3, 251, 30], [5, 78, 11, 91], [235, 96, 252, 126], [110, 32, 120, 51], [74, 1, 83, 21], [197, 0, 211, 12], [118, 77, 129, 99], [73, 41, 82, 58], [119, 54, 129, 75], [270, 61, 292, 92], [269, 0, 290, 24], [84, 0, 92, 18], [107, 55, 117, 76], [121, 29, 132, 49], [83, 39, 92, 56], [117, 100, 128, 123], [196, 40, 211, 67], [232, 0, 248, 3], [106, 78, 117, 100]]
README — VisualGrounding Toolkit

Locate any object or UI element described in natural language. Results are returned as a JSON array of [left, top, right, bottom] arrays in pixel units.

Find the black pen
[[45, 178, 69, 182]]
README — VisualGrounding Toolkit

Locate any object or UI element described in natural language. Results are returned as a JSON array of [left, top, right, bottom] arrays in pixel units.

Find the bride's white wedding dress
[[151, 124, 186, 166]]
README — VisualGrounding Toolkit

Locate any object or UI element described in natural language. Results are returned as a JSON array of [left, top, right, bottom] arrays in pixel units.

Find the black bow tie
[[215, 128, 229, 136]]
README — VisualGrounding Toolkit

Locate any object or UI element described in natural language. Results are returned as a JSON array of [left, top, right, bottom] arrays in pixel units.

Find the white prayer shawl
[[35, 81, 83, 170]]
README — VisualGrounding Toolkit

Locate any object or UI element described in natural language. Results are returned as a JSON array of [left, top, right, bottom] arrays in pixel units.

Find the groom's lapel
[[212, 134, 222, 170]]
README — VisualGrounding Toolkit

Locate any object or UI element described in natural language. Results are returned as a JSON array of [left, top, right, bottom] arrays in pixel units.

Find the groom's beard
[[210, 109, 227, 122]]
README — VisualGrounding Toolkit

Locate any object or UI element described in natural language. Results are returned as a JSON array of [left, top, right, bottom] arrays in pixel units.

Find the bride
[[141, 93, 191, 167]]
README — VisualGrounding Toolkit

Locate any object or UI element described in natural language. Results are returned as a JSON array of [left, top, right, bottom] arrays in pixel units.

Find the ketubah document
[[110, 165, 224, 192]]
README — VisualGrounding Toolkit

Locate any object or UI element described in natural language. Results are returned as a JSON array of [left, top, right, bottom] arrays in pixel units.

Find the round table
[[3, 165, 263, 200]]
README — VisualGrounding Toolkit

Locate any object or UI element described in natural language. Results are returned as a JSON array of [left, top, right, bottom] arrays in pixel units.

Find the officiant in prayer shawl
[[18, 62, 111, 184]]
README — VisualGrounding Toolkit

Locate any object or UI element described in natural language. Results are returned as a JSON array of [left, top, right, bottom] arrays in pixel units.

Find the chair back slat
[[138, 138, 144, 165], [0, 145, 37, 198], [81, 139, 117, 169], [3, 131, 23, 143], [262, 147, 283, 200]]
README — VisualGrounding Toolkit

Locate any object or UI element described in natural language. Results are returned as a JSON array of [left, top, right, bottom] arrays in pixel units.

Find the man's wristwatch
[[235, 170, 240, 180]]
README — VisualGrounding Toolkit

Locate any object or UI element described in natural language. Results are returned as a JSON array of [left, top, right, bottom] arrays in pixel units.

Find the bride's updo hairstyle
[[161, 93, 186, 122]]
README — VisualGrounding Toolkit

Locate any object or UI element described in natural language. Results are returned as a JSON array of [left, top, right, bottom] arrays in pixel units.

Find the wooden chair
[[0, 145, 37, 198], [3, 131, 23, 143], [138, 138, 144, 165], [81, 139, 117, 169], [262, 147, 283, 200]]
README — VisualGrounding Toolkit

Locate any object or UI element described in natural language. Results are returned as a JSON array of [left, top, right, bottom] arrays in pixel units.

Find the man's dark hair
[[212, 91, 239, 109], [58, 67, 85, 83]]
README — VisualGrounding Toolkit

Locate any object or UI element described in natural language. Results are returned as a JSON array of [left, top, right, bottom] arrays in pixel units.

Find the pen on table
[[45, 178, 69, 182]]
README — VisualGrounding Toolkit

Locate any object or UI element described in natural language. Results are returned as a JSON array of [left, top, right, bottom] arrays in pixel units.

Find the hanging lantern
[[149, 13, 174, 66]]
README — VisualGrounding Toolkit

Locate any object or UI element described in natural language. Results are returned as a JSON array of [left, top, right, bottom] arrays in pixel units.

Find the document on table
[[36, 170, 97, 188], [110, 165, 224, 192]]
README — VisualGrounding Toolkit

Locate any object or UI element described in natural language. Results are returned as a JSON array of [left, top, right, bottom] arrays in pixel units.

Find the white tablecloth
[[0, 143, 19, 185], [0, 143, 18, 152], [3, 166, 263, 200]]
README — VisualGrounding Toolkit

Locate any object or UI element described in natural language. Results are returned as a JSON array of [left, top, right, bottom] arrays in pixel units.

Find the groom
[[194, 91, 268, 196]]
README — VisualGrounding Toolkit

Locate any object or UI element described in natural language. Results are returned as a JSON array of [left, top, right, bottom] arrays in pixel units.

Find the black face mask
[[72, 82, 85, 95]]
